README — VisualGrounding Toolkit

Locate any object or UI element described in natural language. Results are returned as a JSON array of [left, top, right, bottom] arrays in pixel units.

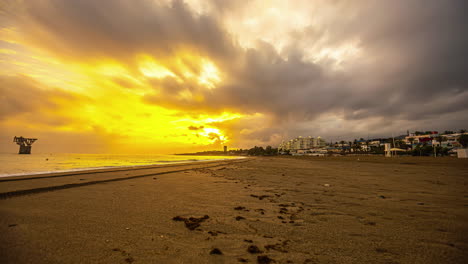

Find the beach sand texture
[[0, 157, 467, 263]]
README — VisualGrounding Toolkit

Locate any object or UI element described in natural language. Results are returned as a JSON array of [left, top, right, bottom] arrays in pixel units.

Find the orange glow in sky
[[0, 24, 243, 153]]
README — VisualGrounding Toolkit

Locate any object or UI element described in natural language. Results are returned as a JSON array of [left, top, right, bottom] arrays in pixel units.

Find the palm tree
[[459, 134, 468, 148], [434, 135, 446, 157], [339, 141, 346, 153], [408, 137, 415, 151], [436, 135, 446, 146], [395, 140, 405, 148]]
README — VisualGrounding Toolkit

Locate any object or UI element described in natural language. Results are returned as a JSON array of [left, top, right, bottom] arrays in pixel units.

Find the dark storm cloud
[[150, 0, 467, 127], [221, 0, 468, 122], [206, 43, 349, 118], [0, 75, 83, 122], [12, 0, 237, 61], [188, 125, 203, 130], [7, 0, 468, 141], [335, 1, 468, 119]]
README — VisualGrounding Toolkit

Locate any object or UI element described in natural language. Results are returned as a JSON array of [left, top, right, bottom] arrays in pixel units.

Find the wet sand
[[0, 156, 467, 263]]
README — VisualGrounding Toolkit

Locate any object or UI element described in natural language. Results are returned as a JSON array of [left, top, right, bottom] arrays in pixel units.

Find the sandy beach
[[0, 156, 467, 263]]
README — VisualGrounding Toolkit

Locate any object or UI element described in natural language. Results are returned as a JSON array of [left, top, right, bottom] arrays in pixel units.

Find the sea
[[0, 153, 240, 178]]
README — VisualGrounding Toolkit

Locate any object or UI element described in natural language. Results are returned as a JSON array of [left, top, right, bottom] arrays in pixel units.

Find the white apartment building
[[279, 136, 326, 152]]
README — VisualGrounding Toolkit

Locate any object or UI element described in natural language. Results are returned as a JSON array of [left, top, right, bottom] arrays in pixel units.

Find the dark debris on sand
[[210, 248, 223, 255], [257, 255, 275, 263], [208, 230, 226, 236], [172, 215, 210, 230], [247, 245, 263, 254], [250, 194, 271, 200]]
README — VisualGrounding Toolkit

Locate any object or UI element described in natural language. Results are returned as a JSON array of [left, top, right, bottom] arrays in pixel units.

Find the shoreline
[[0, 156, 245, 179], [0, 159, 247, 200]]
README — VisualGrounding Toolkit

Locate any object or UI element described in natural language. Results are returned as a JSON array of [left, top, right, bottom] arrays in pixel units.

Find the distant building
[[404, 133, 436, 144], [279, 136, 326, 152], [405, 131, 466, 146], [223, 146, 227, 153], [457, 149, 468, 158]]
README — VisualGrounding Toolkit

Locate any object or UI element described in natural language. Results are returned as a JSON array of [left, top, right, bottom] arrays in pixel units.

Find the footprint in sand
[[255, 208, 266, 215], [207, 230, 226, 236], [375, 248, 388, 253], [265, 240, 289, 253], [257, 255, 275, 264], [247, 245, 263, 254], [112, 248, 135, 263]]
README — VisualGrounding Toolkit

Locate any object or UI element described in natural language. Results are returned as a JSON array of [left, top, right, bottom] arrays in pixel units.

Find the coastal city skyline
[[1, 0, 467, 154]]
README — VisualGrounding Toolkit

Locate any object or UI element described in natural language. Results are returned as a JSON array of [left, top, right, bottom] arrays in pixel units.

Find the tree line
[[247, 146, 279, 156]]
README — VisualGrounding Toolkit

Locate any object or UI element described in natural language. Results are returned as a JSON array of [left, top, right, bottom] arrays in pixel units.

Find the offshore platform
[[13, 136, 38, 154]]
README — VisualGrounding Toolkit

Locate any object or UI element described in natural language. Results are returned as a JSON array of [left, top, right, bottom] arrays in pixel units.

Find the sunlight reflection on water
[[0, 153, 240, 177]]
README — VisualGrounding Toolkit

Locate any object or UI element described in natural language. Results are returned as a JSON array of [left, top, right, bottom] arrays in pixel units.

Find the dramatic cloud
[[1, 0, 467, 152], [0, 75, 88, 124], [188, 125, 204, 131], [10, 0, 237, 61]]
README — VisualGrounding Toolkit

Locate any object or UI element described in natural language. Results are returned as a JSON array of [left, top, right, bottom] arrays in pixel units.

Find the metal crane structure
[[13, 136, 38, 154]]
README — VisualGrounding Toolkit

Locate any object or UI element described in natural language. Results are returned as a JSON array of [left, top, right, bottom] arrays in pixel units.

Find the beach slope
[[0, 157, 467, 263]]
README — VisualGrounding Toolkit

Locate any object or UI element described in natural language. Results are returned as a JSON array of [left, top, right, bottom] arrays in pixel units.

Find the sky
[[1, 0, 467, 153]]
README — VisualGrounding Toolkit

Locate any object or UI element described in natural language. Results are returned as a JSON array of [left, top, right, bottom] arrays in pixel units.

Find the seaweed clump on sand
[[172, 215, 210, 230], [209, 248, 223, 255], [257, 255, 275, 263]]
